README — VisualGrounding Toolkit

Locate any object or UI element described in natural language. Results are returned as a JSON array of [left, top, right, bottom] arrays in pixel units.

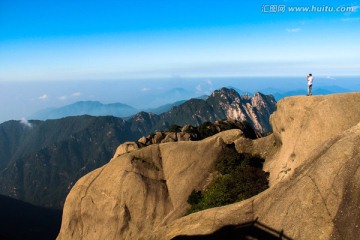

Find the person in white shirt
[[307, 73, 313, 96]]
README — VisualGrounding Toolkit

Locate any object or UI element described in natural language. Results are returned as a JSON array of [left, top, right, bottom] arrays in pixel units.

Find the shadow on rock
[[172, 218, 292, 240]]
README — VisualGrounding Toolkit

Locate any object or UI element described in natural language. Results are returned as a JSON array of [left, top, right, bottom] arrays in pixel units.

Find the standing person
[[307, 73, 313, 96]]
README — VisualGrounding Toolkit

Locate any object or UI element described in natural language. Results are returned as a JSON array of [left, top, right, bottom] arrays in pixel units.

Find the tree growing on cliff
[[187, 146, 269, 214]]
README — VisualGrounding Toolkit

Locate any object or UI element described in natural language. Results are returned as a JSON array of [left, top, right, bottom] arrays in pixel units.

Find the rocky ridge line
[[113, 119, 258, 157]]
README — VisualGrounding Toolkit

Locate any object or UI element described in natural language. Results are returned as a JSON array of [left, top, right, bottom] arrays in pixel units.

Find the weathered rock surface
[[58, 92, 360, 240], [205, 88, 276, 134], [151, 121, 360, 239], [267, 93, 360, 185], [112, 142, 139, 158], [112, 120, 256, 158], [57, 130, 244, 240]]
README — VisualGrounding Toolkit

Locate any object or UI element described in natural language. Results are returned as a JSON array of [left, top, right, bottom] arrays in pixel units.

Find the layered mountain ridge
[[30, 101, 138, 120], [0, 116, 132, 208], [136, 88, 276, 135], [30, 88, 276, 135], [0, 88, 276, 209], [126, 86, 277, 139]]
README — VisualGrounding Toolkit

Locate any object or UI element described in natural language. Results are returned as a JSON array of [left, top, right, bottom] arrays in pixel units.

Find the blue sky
[[1, 0, 359, 81]]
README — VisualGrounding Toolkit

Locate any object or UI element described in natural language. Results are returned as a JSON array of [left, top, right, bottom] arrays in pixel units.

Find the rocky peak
[[127, 88, 276, 136], [252, 92, 276, 109], [132, 111, 158, 122], [208, 87, 241, 104], [206, 88, 276, 134], [130, 112, 160, 137]]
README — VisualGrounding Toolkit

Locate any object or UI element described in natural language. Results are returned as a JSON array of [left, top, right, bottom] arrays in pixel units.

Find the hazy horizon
[[0, 76, 359, 124]]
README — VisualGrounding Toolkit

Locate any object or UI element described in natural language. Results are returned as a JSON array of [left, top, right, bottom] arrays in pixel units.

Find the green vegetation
[[198, 121, 218, 138], [187, 145, 269, 214], [0, 115, 135, 209]]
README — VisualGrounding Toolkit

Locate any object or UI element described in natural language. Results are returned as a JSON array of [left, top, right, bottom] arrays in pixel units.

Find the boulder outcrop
[[151, 121, 360, 239], [112, 120, 256, 158], [267, 93, 360, 185], [57, 130, 243, 239], [58, 92, 360, 240]]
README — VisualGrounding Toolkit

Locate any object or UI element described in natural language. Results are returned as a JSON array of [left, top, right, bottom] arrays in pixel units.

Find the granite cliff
[[58, 92, 360, 240], [153, 88, 276, 135]]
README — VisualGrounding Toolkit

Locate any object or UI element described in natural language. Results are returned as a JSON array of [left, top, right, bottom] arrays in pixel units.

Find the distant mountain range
[[0, 116, 135, 208], [30, 101, 138, 120], [0, 87, 276, 210], [29, 98, 203, 121], [28, 85, 354, 121]]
